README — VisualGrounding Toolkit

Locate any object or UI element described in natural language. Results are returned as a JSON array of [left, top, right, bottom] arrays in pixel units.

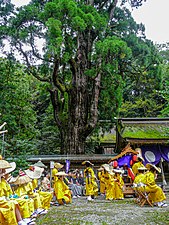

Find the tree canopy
[[1, 0, 168, 156]]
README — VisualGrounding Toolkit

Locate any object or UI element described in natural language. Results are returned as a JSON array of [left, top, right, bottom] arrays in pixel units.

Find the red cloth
[[128, 168, 135, 181]]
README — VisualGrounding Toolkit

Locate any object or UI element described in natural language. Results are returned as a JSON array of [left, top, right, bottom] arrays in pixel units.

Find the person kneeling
[[54, 171, 72, 205]]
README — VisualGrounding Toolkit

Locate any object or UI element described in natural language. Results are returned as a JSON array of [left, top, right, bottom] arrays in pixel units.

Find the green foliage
[[0, 57, 61, 157], [35, 103, 61, 155], [0, 58, 39, 157], [96, 37, 131, 121], [119, 39, 164, 117], [96, 36, 132, 59], [46, 18, 62, 38], [72, 16, 87, 30], [10, 156, 29, 177], [157, 43, 169, 117], [0, 0, 165, 155]]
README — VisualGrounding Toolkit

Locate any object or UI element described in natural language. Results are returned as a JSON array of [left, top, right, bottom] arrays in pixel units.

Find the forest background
[[1, 0, 169, 170]]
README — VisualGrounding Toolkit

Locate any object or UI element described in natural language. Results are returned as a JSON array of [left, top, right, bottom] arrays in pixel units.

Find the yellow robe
[[133, 173, 145, 192], [31, 179, 38, 190], [84, 167, 98, 196], [98, 171, 105, 194], [52, 168, 58, 178], [54, 178, 72, 205], [133, 173, 145, 184], [15, 183, 36, 213], [142, 171, 166, 203], [32, 179, 53, 210], [1, 177, 32, 219], [0, 199, 18, 225], [132, 161, 144, 176], [0, 178, 18, 225], [14, 183, 34, 215], [26, 182, 42, 210], [114, 174, 124, 199], [103, 172, 115, 200], [52, 168, 58, 190]]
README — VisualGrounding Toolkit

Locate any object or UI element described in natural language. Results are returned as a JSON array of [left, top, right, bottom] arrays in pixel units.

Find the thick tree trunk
[[50, 85, 88, 154], [59, 125, 86, 154], [53, 86, 88, 154], [50, 31, 101, 155]]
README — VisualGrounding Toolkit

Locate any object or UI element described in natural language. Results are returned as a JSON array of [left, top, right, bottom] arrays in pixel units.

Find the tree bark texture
[[50, 32, 101, 154]]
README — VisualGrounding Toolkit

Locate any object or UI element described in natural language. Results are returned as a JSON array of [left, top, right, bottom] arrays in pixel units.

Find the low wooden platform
[[123, 183, 135, 197]]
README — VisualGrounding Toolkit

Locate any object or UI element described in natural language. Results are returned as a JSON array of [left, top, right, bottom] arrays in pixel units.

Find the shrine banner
[[141, 145, 161, 165], [160, 146, 169, 163], [65, 159, 70, 173]]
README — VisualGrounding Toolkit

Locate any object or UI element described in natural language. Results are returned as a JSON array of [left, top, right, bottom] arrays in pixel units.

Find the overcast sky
[[11, 0, 169, 44], [131, 0, 169, 44]]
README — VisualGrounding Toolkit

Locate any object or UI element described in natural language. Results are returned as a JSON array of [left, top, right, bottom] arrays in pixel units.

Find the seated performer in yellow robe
[[132, 166, 148, 204], [31, 178, 52, 212], [133, 166, 147, 189], [54, 171, 72, 205], [52, 162, 64, 189], [5, 163, 35, 220], [3, 175, 31, 219], [0, 157, 28, 225], [14, 170, 47, 217], [142, 163, 167, 207], [0, 175, 23, 225], [25, 166, 53, 213]]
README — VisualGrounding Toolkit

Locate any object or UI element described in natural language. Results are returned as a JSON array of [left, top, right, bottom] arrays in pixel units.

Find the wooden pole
[[159, 158, 167, 190], [50, 161, 54, 190]]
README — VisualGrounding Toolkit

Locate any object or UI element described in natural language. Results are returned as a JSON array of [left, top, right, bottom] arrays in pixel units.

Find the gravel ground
[[37, 194, 169, 225]]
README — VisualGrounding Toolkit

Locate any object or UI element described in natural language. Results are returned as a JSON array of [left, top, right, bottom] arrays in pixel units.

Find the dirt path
[[37, 194, 169, 225]]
